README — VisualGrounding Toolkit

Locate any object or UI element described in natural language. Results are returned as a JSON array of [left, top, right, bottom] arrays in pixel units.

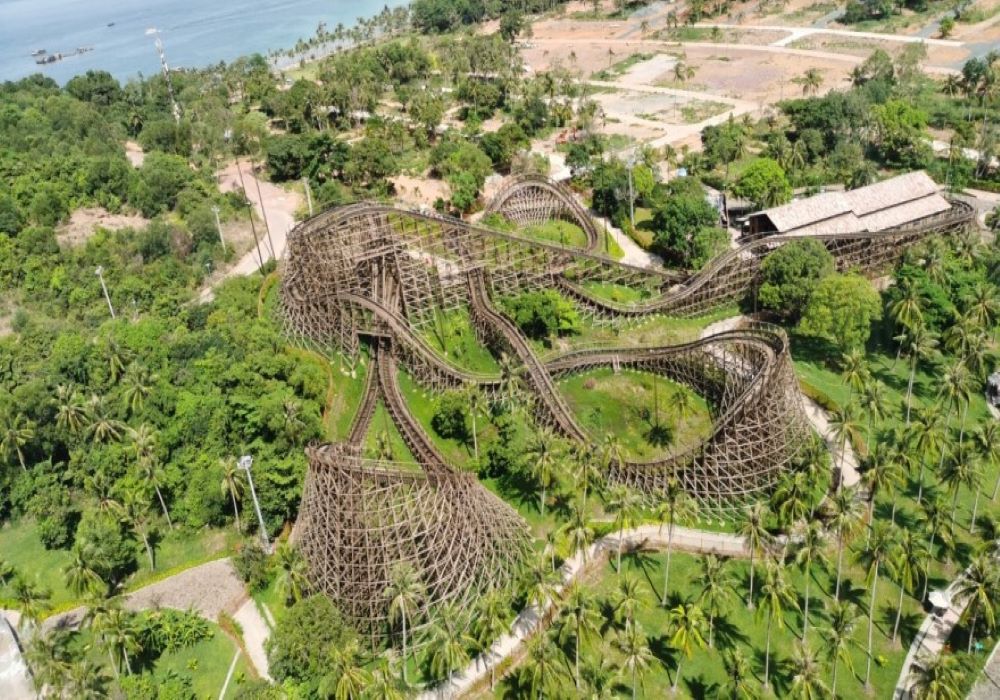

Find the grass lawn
[[421, 308, 500, 374], [327, 353, 371, 440], [0, 519, 239, 613], [485, 546, 925, 699], [559, 368, 713, 461], [522, 221, 590, 249], [632, 208, 656, 250], [579, 280, 652, 305], [362, 401, 418, 465], [152, 627, 251, 699]]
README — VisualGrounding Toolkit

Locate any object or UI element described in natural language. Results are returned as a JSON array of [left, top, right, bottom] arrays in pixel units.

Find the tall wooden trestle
[[283, 177, 974, 643]]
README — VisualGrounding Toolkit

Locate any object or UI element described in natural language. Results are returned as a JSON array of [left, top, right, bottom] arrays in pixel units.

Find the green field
[[559, 368, 713, 461]]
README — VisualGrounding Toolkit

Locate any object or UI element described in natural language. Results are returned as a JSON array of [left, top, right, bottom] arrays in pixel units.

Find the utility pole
[[302, 177, 314, 217], [626, 154, 636, 231], [238, 455, 270, 551], [248, 155, 276, 260], [235, 159, 265, 272], [95, 266, 116, 319], [146, 28, 181, 124], [211, 205, 226, 252]]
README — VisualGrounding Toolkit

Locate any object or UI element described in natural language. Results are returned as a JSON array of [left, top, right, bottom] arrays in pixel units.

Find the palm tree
[[657, 477, 699, 606], [221, 458, 246, 532], [890, 527, 928, 645], [520, 631, 570, 697], [64, 544, 106, 597], [527, 426, 559, 517], [614, 572, 644, 633], [720, 647, 756, 699], [824, 598, 861, 697], [954, 553, 1000, 654], [86, 395, 124, 444], [772, 471, 811, 527], [828, 486, 864, 600], [860, 378, 887, 451], [829, 403, 862, 488], [758, 557, 799, 689], [859, 521, 895, 687], [796, 67, 824, 95], [473, 589, 508, 689], [665, 601, 706, 692], [900, 324, 938, 425], [963, 282, 999, 335], [11, 575, 51, 630], [606, 485, 639, 574], [321, 637, 372, 699], [386, 563, 425, 686], [738, 502, 770, 608], [526, 552, 561, 617], [67, 658, 110, 699], [616, 622, 655, 700], [786, 641, 829, 699], [558, 583, 601, 689], [794, 521, 827, 638], [119, 484, 156, 570], [673, 61, 696, 82], [465, 384, 485, 461], [0, 411, 34, 471], [366, 659, 404, 700], [973, 422, 1000, 501], [920, 495, 956, 600], [840, 350, 869, 403], [939, 360, 973, 442], [54, 383, 88, 435], [24, 629, 74, 695], [88, 600, 138, 676], [121, 362, 154, 415], [273, 541, 310, 605], [890, 279, 925, 332], [909, 651, 968, 700], [697, 554, 737, 647], [424, 603, 473, 682], [861, 444, 905, 531], [560, 498, 594, 561], [134, 441, 172, 528], [942, 447, 980, 530], [911, 406, 945, 504]]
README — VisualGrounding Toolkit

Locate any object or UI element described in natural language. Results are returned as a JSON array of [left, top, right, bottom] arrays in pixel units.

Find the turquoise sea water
[[0, 0, 407, 84]]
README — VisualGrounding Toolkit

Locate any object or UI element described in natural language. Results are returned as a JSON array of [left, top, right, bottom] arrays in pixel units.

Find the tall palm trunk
[[905, 358, 916, 425], [230, 491, 242, 532], [865, 564, 879, 688], [835, 532, 846, 599], [970, 486, 982, 533], [764, 616, 773, 688], [661, 521, 674, 607], [802, 562, 813, 638], [893, 582, 906, 644], [747, 549, 755, 609], [968, 609, 979, 654], [401, 613, 409, 686], [154, 486, 173, 529]]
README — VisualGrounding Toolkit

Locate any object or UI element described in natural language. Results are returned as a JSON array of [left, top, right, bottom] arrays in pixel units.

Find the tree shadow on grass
[[712, 615, 751, 651], [684, 674, 714, 700]]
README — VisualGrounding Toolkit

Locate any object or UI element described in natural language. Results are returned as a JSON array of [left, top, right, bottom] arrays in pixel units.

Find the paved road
[[198, 160, 301, 303], [693, 22, 963, 47]]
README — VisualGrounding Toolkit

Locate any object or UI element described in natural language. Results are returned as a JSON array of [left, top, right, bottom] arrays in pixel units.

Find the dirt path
[[694, 22, 964, 48]]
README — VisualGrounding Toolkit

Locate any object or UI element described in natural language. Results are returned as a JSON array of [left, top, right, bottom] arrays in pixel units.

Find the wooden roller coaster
[[284, 176, 974, 642]]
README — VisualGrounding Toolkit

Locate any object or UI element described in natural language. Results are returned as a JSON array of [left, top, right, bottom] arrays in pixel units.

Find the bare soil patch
[[57, 207, 150, 248], [392, 173, 449, 209]]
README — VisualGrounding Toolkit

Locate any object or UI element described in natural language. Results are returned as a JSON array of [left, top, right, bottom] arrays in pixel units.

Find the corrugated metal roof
[[747, 171, 950, 236]]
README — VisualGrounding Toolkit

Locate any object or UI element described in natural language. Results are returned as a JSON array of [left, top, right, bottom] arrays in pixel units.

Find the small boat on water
[[107, 22, 115, 27], [30, 49, 46, 56]]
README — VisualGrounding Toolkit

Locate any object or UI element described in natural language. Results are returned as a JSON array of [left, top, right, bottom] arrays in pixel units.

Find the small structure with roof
[[743, 171, 952, 239]]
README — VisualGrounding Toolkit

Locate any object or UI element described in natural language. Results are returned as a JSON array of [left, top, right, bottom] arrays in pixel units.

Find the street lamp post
[[211, 205, 226, 252], [95, 266, 116, 319], [239, 455, 270, 550]]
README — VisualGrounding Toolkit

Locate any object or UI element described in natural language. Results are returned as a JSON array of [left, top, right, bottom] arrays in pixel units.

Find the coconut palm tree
[[920, 495, 956, 600], [900, 324, 938, 425], [786, 641, 829, 699], [666, 601, 707, 693], [88, 600, 138, 677], [11, 575, 50, 630], [366, 659, 404, 700], [941, 447, 981, 530], [387, 562, 425, 686], [526, 552, 561, 614], [859, 521, 895, 687], [558, 582, 601, 689], [860, 378, 887, 451], [771, 470, 811, 528], [424, 603, 473, 682], [606, 485, 640, 575], [612, 623, 651, 700], [890, 279, 925, 332], [911, 405, 946, 504], [472, 589, 508, 689], [861, 444, 905, 532], [221, 458, 246, 532], [939, 360, 973, 442], [829, 403, 862, 488], [758, 556, 799, 690], [0, 411, 34, 471], [697, 554, 737, 647], [719, 647, 756, 699], [824, 598, 860, 697], [673, 61, 696, 82], [321, 637, 372, 699], [954, 553, 1000, 654], [465, 384, 485, 461], [840, 350, 869, 402], [121, 362, 155, 416], [273, 541, 310, 605], [657, 477, 699, 606], [828, 485, 864, 600], [559, 498, 594, 561], [973, 422, 1000, 501], [520, 631, 570, 698], [963, 282, 999, 336], [796, 67, 824, 95], [614, 572, 644, 633], [738, 502, 771, 608], [119, 483, 156, 570], [890, 527, 928, 645], [794, 521, 827, 638], [133, 444, 172, 528], [527, 426, 559, 517], [909, 651, 968, 700], [55, 383, 88, 436], [64, 544, 106, 598]]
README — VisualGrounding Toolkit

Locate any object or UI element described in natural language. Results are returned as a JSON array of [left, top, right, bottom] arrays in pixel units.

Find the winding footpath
[[417, 315, 861, 699]]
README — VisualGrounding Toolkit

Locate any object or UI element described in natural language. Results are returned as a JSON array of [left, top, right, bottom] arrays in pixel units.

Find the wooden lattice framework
[[282, 176, 974, 640]]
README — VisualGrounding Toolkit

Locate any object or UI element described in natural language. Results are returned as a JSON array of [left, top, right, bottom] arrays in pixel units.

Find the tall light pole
[[95, 266, 116, 319], [234, 158, 265, 272], [238, 455, 270, 550], [145, 28, 181, 124], [211, 205, 226, 252]]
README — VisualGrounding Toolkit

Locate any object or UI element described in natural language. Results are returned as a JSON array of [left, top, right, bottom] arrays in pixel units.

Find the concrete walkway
[[2, 558, 271, 681], [968, 638, 1000, 699]]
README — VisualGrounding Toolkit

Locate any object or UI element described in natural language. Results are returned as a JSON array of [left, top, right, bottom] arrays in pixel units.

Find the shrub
[[233, 541, 271, 592], [432, 391, 470, 441], [506, 290, 580, 340], [266, 595, 355, 684]]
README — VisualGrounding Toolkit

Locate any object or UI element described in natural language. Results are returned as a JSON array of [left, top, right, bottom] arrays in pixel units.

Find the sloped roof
[[749, 171, 950, 236]]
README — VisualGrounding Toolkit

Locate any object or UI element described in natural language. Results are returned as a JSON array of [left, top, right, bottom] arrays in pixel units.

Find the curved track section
[[295, 443, 530, 645], [484, 175, 601, 252]]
